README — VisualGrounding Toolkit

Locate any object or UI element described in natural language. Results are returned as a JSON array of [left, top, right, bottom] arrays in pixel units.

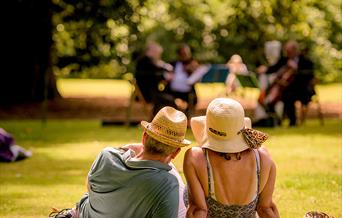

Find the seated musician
[[166, 44, 208, 113], [135, 42, 175, 116], [256, 40, 315, 126]]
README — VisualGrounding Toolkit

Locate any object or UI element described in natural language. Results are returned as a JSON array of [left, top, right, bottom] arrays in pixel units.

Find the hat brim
[[190, 116, 255, 153], [141, 121, 191, 148]]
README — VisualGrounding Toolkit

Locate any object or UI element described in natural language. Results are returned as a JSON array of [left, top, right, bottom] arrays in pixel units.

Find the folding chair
[[125, 78, 151, 126], [300, 94, 324, 126], [297, 74, 324, 126]]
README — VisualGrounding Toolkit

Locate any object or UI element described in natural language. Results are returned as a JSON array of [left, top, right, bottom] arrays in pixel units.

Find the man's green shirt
[[78, 147, 179, 218]]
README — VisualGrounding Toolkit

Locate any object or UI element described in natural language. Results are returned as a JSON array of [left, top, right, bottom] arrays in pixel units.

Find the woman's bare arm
[[184, 148, 208, 218], [257, 157, 279, 218]]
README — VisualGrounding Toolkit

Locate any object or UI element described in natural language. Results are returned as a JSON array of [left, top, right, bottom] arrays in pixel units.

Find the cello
[[260, 59, 298, 106]]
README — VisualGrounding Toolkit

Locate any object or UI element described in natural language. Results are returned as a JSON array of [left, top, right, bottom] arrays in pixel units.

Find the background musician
[[256, 40, 315, 126], [165, 44, 208, 115]]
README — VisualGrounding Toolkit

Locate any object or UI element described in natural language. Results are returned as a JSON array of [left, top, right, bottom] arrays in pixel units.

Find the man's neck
[[135, 152, 170, 164]]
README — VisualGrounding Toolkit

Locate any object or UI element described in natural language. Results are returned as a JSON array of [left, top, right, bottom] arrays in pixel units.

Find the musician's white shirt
[[170, 62, 208, 93], [170, 62, 191, 92]]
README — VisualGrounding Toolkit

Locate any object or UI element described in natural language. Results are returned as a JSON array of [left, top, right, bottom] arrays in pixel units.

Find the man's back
[[78, 147, 179, 218]]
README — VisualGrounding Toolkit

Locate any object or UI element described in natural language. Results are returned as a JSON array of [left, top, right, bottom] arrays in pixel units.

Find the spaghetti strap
[[253, 149, 261, 194], [205, 149, 216, 200]]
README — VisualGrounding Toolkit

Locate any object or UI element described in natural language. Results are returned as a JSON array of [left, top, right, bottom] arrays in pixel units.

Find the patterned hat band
[[208, 126, 268, 149], [237, 127, 268, 149], [151, 123, 184, 139], [141, 106, 191, 148]]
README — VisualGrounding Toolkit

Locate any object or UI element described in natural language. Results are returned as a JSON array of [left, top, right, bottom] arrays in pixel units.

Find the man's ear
[[170, 148, 181, 159], [142, 131, 147, 144]]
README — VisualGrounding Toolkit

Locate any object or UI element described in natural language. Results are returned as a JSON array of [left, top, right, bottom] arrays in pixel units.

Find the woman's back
[[206, 149, 259, 205], [206, 149, 260, 218], [184, 146, 275, 218], [184, 98, 279, 218]]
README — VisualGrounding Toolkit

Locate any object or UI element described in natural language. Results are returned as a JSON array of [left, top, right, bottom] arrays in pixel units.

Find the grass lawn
[[0, 119, 341, 218], [57, 79, 342, 103], [1, 79, 341, 217]]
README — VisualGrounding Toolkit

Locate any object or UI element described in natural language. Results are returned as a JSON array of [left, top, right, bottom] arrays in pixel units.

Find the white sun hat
[[191, 98, 267, 153]]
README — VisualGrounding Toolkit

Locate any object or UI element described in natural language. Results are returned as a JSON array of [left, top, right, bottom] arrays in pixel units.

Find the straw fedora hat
[[141, 106, 191, 148], [191, 98, 268, 153]]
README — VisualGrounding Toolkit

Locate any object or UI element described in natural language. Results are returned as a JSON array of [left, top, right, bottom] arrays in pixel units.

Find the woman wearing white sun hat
[[184, 98, 279, 218]]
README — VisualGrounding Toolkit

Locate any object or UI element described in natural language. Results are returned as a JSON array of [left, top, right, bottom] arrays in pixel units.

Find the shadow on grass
[[0, 152, 91, 187], [1, 120, 142, 146]]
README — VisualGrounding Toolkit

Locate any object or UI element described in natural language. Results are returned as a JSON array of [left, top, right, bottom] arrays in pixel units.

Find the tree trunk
[[1, 0, 60, 104]]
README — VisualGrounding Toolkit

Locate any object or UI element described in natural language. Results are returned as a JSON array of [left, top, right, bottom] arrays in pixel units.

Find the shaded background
[[1, 0, 341, 103]]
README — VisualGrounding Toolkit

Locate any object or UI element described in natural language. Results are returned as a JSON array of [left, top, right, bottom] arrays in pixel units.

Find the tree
[[53, 0, 341, 82], [2, 0, 60, 103]]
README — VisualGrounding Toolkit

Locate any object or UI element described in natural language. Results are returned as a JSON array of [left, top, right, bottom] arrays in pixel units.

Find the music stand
[[235, 73, 259, 88], [201, 64, 229, 83]]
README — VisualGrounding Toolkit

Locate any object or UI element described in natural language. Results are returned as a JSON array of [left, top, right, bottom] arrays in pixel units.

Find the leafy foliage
[[52, 0, 342, 82]]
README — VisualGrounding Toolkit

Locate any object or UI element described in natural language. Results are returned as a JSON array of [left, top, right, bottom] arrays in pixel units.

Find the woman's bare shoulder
[[258, 146, 276, 169], [184, 146, 206, 164]]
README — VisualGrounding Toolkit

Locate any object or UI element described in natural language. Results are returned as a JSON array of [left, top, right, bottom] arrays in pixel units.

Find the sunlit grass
[[0, 119, 341, 218], [57, 79, 342, 104], [57, 79, 132, 98], [1, 79, 340, 217]]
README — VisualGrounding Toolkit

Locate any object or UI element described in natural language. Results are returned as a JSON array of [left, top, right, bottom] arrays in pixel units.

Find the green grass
[[0, 119, 341, 218], [1, 79, 341, 217], [57, 78, 342, 103]]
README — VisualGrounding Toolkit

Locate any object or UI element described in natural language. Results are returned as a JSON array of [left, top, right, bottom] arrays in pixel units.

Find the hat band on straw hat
[[141, 121, 191, 148], [151, 122, 185, 138], [140, 106, 191, 148]]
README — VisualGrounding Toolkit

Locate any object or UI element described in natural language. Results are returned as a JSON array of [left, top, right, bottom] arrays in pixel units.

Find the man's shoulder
[[151, 167, 179, 184], [93, 147, 132, 169], [100, 146, 121, 155], [100, 147, 131, 158]]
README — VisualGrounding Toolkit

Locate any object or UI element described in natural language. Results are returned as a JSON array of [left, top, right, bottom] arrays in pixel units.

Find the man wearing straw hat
[[49, 107, 190, 218]]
